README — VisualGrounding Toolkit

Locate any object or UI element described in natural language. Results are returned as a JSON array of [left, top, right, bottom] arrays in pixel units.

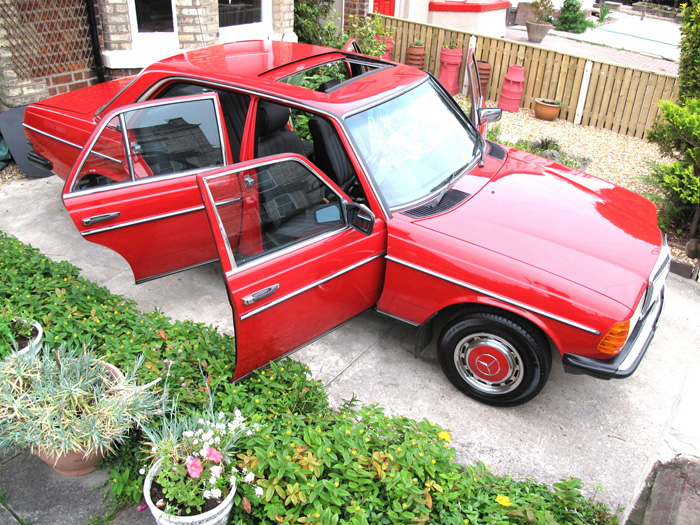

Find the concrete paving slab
[[1, 176, 699, 524]]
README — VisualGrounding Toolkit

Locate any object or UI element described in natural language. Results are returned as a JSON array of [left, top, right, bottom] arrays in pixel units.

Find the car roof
[[144, 40, 427, 117]]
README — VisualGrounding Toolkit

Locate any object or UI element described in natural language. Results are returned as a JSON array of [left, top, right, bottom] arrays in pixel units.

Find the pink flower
[[137, 503, 148, 512], [205, 447, 223, 463], [186, 456, 204, 478]]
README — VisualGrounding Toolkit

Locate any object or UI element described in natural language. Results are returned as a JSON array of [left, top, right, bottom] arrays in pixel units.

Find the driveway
[[1, 176, 699, 518]]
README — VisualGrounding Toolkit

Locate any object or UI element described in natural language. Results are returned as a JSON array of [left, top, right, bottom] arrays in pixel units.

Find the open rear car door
[[62, 94, 231, 282], [196, 155, 387, 379]]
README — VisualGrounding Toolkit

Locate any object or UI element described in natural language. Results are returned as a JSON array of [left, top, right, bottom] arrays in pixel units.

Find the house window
[[218, 0, 262, 27], [135, 0, 174, 32]]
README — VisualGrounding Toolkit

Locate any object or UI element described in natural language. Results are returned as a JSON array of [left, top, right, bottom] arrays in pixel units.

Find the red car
[[23, 40, 670, 406]]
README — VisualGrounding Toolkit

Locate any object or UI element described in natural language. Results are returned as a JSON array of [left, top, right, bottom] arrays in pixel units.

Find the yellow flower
[[496, 495, 512, 507], [438, 431, 452, 442]]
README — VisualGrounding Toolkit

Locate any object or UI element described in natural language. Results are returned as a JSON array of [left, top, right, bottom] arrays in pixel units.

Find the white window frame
[[219, 1, 274, 42]]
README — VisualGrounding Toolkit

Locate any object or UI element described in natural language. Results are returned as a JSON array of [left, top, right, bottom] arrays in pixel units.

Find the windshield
[[345, 80, 481, 209]]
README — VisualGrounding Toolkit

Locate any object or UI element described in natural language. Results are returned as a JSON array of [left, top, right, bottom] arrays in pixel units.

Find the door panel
[[197, 156, 387, 379], [63, 94, 231, 282]]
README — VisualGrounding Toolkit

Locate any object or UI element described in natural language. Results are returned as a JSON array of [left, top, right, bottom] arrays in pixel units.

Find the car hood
[[411, 153, 662, 308]]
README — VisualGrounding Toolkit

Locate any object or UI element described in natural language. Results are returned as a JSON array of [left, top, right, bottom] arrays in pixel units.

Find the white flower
[[210, 466, 223, 478], [139, 468, 146, 475], [246, 430, 252, 436], [210, 488, 222, 499], [183, 431, 194, 438], [218, 412, 225, 420], [244, 472, 255, 483], [203, 490, 212, 499], [255, 486, 263, 497]]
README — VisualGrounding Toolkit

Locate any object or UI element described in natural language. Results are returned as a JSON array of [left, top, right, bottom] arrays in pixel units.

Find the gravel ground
[[0, 111, 692, 263]]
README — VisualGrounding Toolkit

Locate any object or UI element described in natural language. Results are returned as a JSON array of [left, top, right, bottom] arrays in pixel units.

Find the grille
[[402, 189, 470, 218]]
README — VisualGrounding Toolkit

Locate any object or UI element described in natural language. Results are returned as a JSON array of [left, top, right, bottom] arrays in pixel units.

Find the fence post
[[575, 60, 594, 125]]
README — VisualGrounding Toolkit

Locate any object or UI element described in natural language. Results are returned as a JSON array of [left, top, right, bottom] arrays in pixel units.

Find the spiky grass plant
[[0, 343, 161, 457]]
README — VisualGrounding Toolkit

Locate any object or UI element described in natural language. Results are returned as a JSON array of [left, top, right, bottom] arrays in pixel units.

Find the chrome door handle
[[82, 212, 120, 226], [242, 284, 279, 305]]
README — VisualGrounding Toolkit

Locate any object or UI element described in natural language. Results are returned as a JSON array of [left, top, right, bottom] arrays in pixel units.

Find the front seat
[[256, 101, 307, 158], [308, 117, 361, 198]]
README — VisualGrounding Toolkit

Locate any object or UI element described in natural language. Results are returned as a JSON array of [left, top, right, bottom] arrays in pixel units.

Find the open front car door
[[197, 155, 387, 379]]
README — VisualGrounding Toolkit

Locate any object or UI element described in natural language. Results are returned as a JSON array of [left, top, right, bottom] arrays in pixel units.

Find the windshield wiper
[[430, 164, 467, 207]]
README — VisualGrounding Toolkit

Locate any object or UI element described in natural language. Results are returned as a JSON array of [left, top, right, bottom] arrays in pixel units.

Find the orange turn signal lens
[[597, 320, 630, 356]]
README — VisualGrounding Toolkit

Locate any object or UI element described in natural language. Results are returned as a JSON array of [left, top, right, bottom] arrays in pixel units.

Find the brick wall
[[344, 0, 370, 26], [99, 0, 131, 51], [177, 0, 219, 49], [273, 0, 295, 40]]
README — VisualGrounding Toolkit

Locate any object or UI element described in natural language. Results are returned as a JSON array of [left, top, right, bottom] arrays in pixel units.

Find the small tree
[[555, 0, 595, 33], [646, 99, 700, 237], [530, 0, 556, 23], [679, 1, 700, 101], [294, 0, 337, 46]]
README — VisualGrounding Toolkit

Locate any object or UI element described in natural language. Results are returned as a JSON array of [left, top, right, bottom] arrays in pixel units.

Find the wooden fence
[[377, 15, 679, 139]]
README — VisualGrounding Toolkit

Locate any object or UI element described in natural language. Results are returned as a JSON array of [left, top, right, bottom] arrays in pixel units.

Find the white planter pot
[[16, 321, 42, 356], [144, 459, 236, 525]]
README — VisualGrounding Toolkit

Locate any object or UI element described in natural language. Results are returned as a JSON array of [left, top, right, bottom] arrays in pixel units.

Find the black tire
[[437, 312, 551, 407]]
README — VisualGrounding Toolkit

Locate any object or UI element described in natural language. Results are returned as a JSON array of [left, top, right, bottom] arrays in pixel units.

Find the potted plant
[[141, 405, 249, 524], [438, 42, 464, 95], [526, 0, 556, 43], [0, 344, 161, 476], [534, 98, 562, 120], [0, 304, 42, 357], [405, 38, 425, 69]]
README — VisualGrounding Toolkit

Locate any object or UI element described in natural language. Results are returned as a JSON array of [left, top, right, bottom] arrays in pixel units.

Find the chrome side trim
[[135, 258, 218, 284], [375, 309, 420, 327], [240, 252, 385, 320], [23, 123, 82, 150], [81, 205, 205, 236], [386, 255, 600, 335], [216, 197, 242, 207]]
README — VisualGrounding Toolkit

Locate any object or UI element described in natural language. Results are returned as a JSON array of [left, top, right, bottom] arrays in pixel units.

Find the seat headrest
[[257, 102, 291, 137]]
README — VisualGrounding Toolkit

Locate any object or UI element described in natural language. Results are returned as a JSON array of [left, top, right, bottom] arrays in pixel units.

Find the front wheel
[[437, 312, 551, 407]]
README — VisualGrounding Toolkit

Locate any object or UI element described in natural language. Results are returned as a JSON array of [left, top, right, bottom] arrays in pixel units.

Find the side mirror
[[314, 203, 343, 225], [478, 107, 502, 126], [345, 202, 374, 236]]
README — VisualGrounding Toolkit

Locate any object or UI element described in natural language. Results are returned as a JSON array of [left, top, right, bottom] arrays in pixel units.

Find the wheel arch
[[414, 299, 558, 360]]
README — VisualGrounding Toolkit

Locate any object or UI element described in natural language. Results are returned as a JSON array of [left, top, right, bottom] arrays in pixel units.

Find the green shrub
[[0, 231, 236, 409], [679, 1, 700, 101], [646, 98, 700, 236], [343, 15, 393, 57], [555, 0, 596, 33], [294, 0, 340, 46]]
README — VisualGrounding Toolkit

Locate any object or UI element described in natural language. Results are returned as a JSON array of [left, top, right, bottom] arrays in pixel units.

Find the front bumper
[[562, 287, 665, 379]]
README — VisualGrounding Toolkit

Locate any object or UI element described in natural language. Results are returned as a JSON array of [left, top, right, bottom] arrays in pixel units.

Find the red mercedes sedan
[[22, 40, 670, 406]]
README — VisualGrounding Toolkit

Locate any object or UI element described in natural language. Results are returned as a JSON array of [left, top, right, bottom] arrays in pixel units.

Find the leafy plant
[[530, 0, 556, 23], [555, 0, 596, 33], [598, 2, 611, 23], [410, 38, 424, 46], [0, 303, 36, 357], [343, 15, 394, 58], [294, 0, 337, 46], [646, 98, 700, 237], [679, 1, 700, 101], [0, 344, 161, 457]]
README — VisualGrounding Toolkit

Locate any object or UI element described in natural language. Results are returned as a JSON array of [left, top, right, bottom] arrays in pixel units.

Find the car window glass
[[208, 159, 345, 266], [157, 83, 250, 163], [254, 100, 366, 202], [72, 97, 224, 192]]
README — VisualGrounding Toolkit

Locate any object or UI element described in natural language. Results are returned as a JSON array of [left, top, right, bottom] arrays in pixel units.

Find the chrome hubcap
[[454, 332, 523, 395]]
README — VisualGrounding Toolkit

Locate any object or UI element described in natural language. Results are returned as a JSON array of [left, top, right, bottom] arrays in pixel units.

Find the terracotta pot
[[405, 45, 425, 69], [526, 20, 552, 43], [438, 47, 463, 95], [534, 98, 561, 121], [35, 448, 105, 476], [498, 64, 526, 113], [476, 61, 492, 98]]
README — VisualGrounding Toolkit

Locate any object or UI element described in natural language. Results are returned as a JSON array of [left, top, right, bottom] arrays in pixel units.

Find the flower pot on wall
[[526, 20, 552, 43], [534, 98, 562, 120], [405, 45, 425, 69], [438, 47, 463, 95]]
